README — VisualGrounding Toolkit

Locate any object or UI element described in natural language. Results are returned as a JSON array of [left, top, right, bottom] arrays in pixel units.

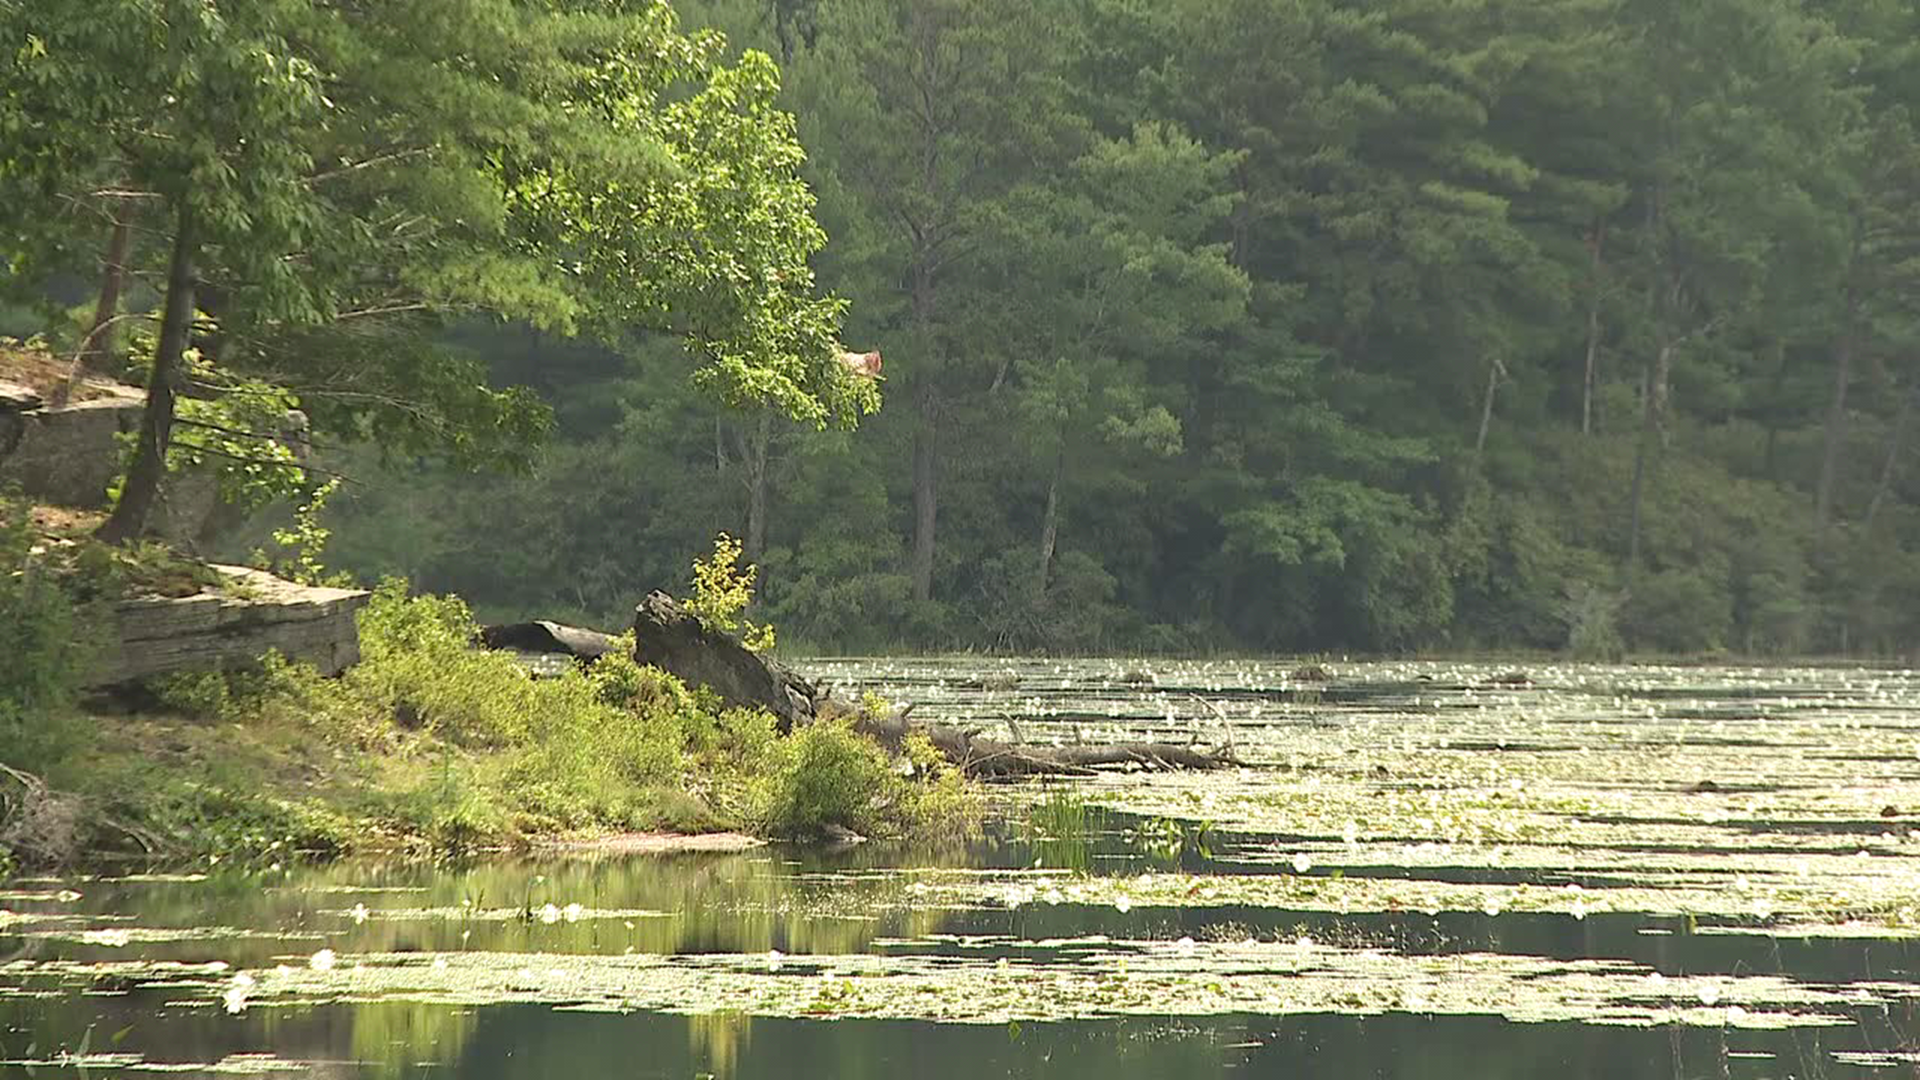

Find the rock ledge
[[90, 566, 370, 686]]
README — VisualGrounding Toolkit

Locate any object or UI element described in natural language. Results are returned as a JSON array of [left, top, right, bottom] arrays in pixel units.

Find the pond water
[[6, 659, 1920, 1077]]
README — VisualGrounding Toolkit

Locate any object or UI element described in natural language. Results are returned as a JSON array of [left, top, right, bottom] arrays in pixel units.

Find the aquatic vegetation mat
[[5, 661, 1920, 1074], [0, 935, 1902, 1030]]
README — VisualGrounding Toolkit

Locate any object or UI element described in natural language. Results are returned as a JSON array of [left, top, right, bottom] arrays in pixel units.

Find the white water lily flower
[[1698, 983, 1721, 1006], [563, 903, 584, 923], [351, 903, 369, 925], [538, 903, 561, 925], [1114, 896, 1132, 914], [1291, 853, 1313, 874], [222, 974, 252, 1015], [309, 948, 337, 972], [767, 949, 784, 972], [81, 929, 132, 948]]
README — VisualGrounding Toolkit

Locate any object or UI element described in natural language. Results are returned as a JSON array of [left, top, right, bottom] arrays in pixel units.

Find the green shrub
[[687, 534, 775, 651], [738, 714, 981, 841], [0, 494, 91, 770], [348, 579, 550, 747], [146, 669, 272, 722], [1624, 567, 1733, 654], [1559, 582, 1625, 660], [749, 716, 897, 838]]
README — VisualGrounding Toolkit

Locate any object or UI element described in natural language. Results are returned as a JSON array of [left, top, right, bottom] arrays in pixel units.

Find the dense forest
[[15, 0, 1920, 659]]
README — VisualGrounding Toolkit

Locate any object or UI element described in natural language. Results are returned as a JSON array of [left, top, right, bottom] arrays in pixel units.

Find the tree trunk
[[1035, 451, 1062, 594], [1866, 382, 1918, 533], [1815, 291, 1860, 532], [911, 382, 938, 603], [1474, 356, 1506, 464], [1581, 220, 1606, 435], [744, 411, 771, 563], [55, 217, 135, 408], [98, 204, 196, 546], [80, 217, 132, 369]]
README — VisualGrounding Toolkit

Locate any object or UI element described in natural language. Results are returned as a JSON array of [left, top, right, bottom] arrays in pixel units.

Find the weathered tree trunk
[[911, 381, 938, 603], [627, 598, 1235, 778], [1581, 220, 1606, 436], [1815, 290, 1860, 532], [98, 204, 196, 546], [481, 621, 621, 663], [55, 216, 135, 408], [849, 710, 1236, 779], [1035, 450, 1062, 594], [632, 591, 815, 731]]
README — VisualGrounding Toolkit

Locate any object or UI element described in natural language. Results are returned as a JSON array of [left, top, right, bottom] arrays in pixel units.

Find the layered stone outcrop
[[0, 382, 144, 509], [90, 566, 370, 687]]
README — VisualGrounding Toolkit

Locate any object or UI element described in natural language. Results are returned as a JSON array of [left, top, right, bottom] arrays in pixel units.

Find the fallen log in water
[[479, 620, 621, 662], [843, 707, 1238, 780], [619, 594, 1237, 778]]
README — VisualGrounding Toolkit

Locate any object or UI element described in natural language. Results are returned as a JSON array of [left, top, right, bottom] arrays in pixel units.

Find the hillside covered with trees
[[13, 0, 1920, 660], [307, 0, 1920, 658]]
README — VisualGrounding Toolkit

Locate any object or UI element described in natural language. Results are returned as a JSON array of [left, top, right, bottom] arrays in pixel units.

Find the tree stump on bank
[[630, 591, 817, 731]]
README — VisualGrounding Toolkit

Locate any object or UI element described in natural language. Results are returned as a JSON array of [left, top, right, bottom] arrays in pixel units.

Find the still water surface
[[5, 659, 1920, 1077]]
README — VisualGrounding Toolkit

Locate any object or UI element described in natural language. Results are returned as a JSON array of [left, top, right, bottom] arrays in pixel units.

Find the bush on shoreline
[[4, 573, 979, 868]]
